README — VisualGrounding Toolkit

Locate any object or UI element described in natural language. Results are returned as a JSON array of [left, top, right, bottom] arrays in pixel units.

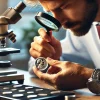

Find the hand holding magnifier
[[35, 12, 61, 72]]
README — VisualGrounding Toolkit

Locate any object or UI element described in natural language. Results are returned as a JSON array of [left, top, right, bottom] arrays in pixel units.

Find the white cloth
[[28, 22, 100, 75]]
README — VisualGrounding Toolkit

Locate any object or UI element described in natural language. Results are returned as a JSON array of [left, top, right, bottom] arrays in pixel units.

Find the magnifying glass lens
[[35, 12, 61, 31], [37, 17, 58, 30]]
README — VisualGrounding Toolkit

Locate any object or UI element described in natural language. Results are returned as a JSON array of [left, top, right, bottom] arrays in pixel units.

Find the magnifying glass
[[35, 12, 61, 34]]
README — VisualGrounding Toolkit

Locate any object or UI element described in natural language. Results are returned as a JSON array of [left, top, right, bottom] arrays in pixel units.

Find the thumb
[[46, 57, 59, 66]]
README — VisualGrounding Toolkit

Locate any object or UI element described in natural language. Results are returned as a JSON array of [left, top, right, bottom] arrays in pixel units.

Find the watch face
[[92, 69, 100, 80], [87, 69, 100, 94], [87, 79, 100, 94]]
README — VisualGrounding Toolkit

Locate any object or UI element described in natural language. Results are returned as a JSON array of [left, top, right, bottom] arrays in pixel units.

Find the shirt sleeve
[[28, 57, 36, 75]]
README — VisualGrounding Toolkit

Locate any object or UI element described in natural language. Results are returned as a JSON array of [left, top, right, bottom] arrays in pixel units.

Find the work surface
[[0, 67, 100, 100]]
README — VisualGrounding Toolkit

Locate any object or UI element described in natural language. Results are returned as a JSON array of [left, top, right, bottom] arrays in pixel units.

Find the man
[[26, 0, 100, 90]]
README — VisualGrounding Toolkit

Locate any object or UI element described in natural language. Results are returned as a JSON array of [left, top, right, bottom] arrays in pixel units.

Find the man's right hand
[[29, 28, 62, 60]]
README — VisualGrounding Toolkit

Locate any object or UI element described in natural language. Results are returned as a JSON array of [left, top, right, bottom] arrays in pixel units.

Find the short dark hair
[[87, 0, 96, 3]]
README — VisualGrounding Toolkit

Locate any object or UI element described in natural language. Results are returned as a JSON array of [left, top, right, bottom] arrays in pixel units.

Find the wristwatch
[[87, 69, 100, 94]]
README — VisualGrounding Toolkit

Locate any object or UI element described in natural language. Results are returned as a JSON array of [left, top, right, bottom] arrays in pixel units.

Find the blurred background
[[0, 0, 66, 71]]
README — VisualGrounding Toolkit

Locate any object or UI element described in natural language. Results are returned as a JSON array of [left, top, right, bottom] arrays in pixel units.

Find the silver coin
[[3, 91, 12, 94], [35, 57, 49, 72], [35, 89, 43, 91], [3, 87, 9, 89], [12, 94, 24, 97], [13, 84, 23, 88], [27, 91, 34, 94], [50, 90, 61, 94], [25, 86, 33, 89], [11, 89, 17, 91], [27, 95, 37, 98], [38, 93, 48, 96], [19, 90, 25, 92]]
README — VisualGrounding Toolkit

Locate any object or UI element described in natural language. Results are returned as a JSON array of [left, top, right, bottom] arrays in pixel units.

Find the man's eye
[[60, 3, 72, 10], [60, 5, 68, 10]]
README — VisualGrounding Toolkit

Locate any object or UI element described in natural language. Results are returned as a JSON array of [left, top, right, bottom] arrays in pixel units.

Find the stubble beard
[[63, 2, 98, 36]]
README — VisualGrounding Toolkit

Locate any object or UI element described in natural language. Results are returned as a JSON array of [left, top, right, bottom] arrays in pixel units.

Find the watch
[[87, 69, 100, 94]]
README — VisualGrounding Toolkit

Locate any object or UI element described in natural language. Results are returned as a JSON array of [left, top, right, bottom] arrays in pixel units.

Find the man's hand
[[33, 57, 93, 90], [29, 28, 62, 60]]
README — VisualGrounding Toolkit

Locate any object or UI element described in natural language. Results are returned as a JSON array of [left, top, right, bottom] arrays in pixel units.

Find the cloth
[[96, 24, 100, 38], [28, 22, 100, 75]]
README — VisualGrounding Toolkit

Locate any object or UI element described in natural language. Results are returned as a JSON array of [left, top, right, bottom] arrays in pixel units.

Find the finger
[[38, 28, 51, 42], [38, 29, 59, 49], [46, 57, 61, 66], [29, 48, 41, 58], [33, 66, 58, 84], [34, 37, 55, 54], [31, 42, 52, 56], [29, 47, 53, 58], [47, 66, 61, 74]]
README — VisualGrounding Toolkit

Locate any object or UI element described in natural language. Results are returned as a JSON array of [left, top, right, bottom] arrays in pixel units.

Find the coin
[[35, 57, 49, 72], [27, 95, 37, 98], [12, 94, 24, 97]]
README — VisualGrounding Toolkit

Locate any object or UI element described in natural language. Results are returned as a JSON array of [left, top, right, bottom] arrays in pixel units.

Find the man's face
[[39, 0, 98, 36]]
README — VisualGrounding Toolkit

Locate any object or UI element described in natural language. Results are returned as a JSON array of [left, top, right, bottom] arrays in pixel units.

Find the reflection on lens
[[38, 17, 58, 30]]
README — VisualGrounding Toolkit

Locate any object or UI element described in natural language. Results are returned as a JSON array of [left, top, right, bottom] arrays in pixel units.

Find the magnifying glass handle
[[47, 29, 52, 36], [45, 29, 52, 44]]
